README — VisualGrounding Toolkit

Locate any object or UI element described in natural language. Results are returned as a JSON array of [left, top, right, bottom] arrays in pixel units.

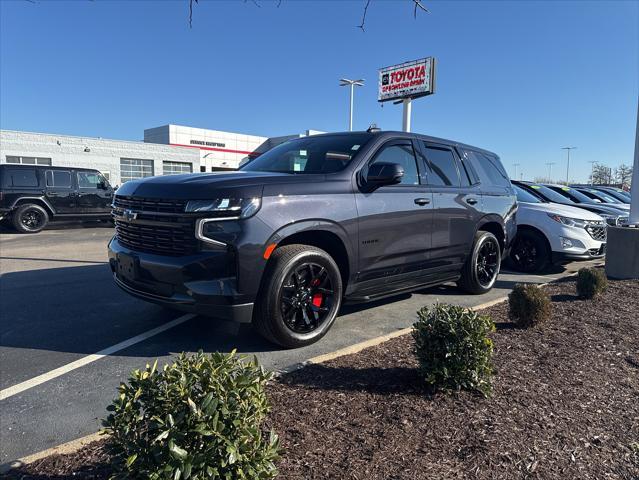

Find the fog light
[[560, 237, 574, 249]]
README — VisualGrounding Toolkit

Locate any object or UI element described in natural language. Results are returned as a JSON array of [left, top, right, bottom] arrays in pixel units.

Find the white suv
[[509, 184, 606, 272]]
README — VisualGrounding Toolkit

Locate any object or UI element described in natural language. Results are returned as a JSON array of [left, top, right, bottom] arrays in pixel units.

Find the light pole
[[546, 162, 556, 181], [561, 146, 577, 184], [512, 163, 520, 180], [339, 78, 364, 131]]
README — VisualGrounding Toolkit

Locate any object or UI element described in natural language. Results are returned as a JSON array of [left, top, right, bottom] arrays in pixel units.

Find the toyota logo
[[122, 209, 138, 222]]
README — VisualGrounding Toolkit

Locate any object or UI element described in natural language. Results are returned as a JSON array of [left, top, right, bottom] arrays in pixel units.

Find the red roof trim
[[169, 143, 255, 156]]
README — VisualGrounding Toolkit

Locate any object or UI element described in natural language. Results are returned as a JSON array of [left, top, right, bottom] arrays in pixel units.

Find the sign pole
[[629, 96, 639, 225], [402, 98, 412, 132], [348, 84, 354, 132]]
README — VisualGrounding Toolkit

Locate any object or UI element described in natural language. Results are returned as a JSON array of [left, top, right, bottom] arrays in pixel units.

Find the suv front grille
[[585, 224, 606, 241], [113, 195, 197, 256], [113, 195, 186, 214], [115, 218, 198, 256]]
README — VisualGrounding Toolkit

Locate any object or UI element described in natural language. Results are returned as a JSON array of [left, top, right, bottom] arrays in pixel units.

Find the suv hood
[[519, 201, 604, 221], [115, 171, 325, 199]]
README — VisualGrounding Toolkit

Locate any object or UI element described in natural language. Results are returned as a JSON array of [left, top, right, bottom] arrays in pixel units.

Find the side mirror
[[364, 162, 404, 190], [98, 181, 109, 190]]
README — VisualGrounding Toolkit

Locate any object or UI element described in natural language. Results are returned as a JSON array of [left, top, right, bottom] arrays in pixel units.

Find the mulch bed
[[5, 275, 639, 479]]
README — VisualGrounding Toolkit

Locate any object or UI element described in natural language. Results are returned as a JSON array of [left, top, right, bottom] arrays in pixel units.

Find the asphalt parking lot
[[0, 222, 604, 465]]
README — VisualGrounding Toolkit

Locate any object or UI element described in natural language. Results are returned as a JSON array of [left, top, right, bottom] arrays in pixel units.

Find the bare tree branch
[[189, 0, 198, 28], [413, 0, 429, 18], [245, 0, 261, 7], [357, 0, 371, 32]]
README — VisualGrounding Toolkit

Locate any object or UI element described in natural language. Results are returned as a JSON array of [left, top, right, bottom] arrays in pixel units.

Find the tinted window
[[422, 144, 460, 186], [459, 155, 479, 186], [548, 185, 596, 204], [242, 134, 373, 174], [526, 184, 575, 203], [3, 168, 39, 187], [77, 171, 101, 189], [469, 151, 510, 187], [46, 170, 72, 188], [369, 143, 420, 185], [514, 184, 542, 203]]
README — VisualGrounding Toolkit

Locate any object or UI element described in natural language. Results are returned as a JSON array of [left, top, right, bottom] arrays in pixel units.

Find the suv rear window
[[467, 150, 510, 187], [422, 144, 461, 187], [2, 168, 39, 187], [46, 170, 72, 188]]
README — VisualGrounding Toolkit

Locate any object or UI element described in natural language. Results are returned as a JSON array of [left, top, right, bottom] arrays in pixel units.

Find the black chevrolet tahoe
[[0, 164, 113, 233], [108, 131, 517, 347]]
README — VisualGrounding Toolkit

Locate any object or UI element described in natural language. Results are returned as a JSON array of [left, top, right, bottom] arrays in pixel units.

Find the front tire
[[11, 204, 49, 233], [253, 244, 343, 348], [509, 229, 550, 273], [458, 231, 501, 294]]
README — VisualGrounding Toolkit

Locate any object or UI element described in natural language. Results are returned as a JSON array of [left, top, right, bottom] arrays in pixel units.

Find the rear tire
[[509, 229, 550, 273], [11, 204, 49, 233], [253, 244, 343, 348], [457, 231, 501, 295]]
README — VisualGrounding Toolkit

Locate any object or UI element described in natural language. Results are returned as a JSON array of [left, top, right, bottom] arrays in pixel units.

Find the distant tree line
[[588, 163, 633, 186]]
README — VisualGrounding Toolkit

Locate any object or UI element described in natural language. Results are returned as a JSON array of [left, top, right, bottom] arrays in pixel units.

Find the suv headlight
[[185, 198, 261, 219], [547, 214, 588, 228]]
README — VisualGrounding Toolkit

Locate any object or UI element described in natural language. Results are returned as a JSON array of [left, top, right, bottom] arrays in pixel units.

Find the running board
[[345, 274, 460, 304]]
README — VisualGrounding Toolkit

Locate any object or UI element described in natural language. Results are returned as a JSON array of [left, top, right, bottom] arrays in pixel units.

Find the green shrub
[[102, 351, 279, 480], [576, 267, 608, 299], [508, 283, 551, 328], [412, 303, 495, 396]]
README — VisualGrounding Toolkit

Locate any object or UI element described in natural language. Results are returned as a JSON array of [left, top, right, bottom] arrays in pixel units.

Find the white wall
[[145, 124, 269, 170], [0, 130, 199, 186]]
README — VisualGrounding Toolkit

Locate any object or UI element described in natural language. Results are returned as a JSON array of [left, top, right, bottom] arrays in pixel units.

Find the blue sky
[[1, 0, 637, 182]]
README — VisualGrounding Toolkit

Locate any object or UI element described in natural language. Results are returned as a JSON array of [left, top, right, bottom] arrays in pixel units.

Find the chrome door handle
[[466, 198, 478, 205], [414, 198, 431, 206]]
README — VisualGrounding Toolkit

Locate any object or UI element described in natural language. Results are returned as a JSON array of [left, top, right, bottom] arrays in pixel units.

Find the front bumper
[[552, 243, 606, 263], [108, 237, 254, 323]]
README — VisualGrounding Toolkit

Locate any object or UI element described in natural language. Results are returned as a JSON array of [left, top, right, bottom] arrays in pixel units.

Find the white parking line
[[0, 313, 196, 401]]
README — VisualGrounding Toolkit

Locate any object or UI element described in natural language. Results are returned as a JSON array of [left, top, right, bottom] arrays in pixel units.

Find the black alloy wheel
[[279, 262, 335, 334], [12, 204, 49, 233], [509, 230, 550, 273], [457, 231, 502, 294], [476, 238, 500, 288], [253, 244, 343, 348]]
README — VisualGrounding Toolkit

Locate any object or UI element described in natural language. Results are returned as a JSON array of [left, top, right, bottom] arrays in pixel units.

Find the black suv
[[0, 164, 114, 233], [108, 131, 516, 347]]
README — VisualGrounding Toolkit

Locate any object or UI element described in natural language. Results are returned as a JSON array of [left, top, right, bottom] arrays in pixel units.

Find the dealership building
[[0, 125, 320, 187]]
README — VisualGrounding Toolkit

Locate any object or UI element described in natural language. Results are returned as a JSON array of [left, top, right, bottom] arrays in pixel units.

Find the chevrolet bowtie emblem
[[122, 209, 138, 222]]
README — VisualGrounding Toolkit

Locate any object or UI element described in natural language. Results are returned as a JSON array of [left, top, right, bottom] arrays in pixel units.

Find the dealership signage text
[[378, 57, 435, 102]]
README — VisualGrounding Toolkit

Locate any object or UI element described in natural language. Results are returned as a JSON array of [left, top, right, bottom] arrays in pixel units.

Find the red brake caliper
[[311, 279, 323, 307]]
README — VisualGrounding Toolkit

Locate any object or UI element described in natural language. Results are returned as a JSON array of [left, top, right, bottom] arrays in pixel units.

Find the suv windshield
[[524, 184, 575, 204], [241, 134, 374, 174], [514, 184, 543, 203], [547, 185, 598, 204]]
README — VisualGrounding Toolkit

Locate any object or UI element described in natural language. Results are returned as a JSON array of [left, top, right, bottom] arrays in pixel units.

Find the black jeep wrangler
[[108, 131, 517, 347], [0, 164, 113, 233]]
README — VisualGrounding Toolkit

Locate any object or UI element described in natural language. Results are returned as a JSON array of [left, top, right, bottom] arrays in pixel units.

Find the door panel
[[44, 170, 76, 213], [355, 140, 433, 292], [76, 171, 113, 213], [419, 142, 481, 270]]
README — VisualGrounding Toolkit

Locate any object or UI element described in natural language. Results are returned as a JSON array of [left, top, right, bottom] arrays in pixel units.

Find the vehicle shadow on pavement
[[0, 263, 275, 362]]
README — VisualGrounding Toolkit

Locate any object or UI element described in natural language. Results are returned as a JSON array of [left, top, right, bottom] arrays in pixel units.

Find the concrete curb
[[1, 432, 104, 474], [3, 267, 591, 473]]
